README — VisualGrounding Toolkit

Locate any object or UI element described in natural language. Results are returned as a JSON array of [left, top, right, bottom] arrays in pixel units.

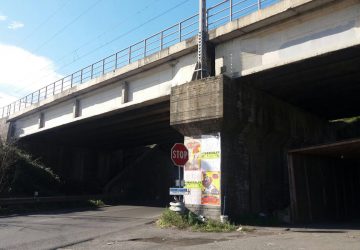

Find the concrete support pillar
[[170, 76, 225, 219]]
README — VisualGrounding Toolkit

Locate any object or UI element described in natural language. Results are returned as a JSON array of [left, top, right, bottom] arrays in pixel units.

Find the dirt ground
[[65, 221, 360, 250], [1, 205, 359, 250]]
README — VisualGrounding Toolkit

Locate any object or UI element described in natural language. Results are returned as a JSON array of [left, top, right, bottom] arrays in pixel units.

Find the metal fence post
[[80, 69, 83, 84], [38, 89, 41, 103], [115, 53, 118, 69], [71, 74, 74, 88], [91, 64, 94, 79], [144, 39, 147, 57], [102, 59, 105, 75], [61, 78, 64, 92], [45, 86, 48, 99], [160, 32, 163, 50], [230, 0, 233, 21], [179, 22, 182, 42], [128, 46, 132, 64], [258, 0, 261, 10]]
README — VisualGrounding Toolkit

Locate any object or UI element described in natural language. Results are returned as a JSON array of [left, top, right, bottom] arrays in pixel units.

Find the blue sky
[[0, 0, 270, 107], [0, 0, 213, 106]]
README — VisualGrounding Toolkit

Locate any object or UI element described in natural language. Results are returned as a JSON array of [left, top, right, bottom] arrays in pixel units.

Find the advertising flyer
[[184, 133, 221, 206], [201, 171, 221, 206]]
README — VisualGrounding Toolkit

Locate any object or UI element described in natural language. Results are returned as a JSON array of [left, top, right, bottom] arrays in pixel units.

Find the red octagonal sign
[[171, 143, 189, 166]]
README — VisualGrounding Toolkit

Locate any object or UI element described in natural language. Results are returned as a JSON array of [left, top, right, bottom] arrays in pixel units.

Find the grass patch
[[156, 209, 237, 232]]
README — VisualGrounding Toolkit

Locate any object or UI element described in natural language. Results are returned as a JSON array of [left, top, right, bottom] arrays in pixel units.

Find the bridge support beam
[[170, 75, 333, 221]]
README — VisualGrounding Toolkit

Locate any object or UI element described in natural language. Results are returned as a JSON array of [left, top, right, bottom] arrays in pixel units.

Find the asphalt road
[[0, 205, 163, 250], [1, 205, 360, 250]]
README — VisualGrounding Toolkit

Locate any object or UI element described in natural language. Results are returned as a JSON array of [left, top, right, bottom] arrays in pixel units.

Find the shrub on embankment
[[0, 139, 61, 197]]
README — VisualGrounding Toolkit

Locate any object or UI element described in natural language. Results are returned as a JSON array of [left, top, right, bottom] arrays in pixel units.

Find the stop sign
[[171, 143, 189, 166]]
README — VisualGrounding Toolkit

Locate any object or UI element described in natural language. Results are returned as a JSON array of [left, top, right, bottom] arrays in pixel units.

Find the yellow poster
[[201, 171, 220, 206]]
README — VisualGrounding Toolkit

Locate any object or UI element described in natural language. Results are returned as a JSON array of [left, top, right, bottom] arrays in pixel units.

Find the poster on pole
[[184, 133, 221, 206]]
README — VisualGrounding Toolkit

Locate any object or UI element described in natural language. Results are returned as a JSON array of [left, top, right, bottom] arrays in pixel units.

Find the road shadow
[[0, 198, 168, 219]]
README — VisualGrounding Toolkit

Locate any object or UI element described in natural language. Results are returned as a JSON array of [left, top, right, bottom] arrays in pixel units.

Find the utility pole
[[193, 0, 209, 80]]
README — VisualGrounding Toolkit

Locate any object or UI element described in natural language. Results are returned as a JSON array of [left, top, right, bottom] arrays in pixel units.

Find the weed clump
[[157, 208, 237, 232], [88, 199, 105, 207]]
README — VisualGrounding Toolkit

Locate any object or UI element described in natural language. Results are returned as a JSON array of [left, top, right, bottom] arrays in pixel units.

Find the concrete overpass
[[2, 0, 360, 223]]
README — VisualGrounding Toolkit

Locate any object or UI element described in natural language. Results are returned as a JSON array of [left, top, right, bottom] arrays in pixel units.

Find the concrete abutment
[[170, 75, 333, 221]]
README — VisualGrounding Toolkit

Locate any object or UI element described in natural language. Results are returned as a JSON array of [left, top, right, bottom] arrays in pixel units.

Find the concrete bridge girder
[[214, 0, 360, 79], [7, 0, 360, 139]]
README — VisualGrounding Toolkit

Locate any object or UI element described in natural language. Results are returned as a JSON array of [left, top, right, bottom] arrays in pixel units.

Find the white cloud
[[0, 92, 16, 107], [0, 15, 7, 21], [0, 43, 62, 106], [8, 21, 24, 30]]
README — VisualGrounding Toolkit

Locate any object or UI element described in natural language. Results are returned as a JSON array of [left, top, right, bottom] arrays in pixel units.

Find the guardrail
[[1, 0, 279, 119]]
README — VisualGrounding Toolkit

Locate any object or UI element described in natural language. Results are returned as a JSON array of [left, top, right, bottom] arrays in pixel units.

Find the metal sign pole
[[178, 165, 181, 201]]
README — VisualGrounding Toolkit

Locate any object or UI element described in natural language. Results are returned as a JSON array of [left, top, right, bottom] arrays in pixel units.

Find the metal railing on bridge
[[1, 0, 279, 118]]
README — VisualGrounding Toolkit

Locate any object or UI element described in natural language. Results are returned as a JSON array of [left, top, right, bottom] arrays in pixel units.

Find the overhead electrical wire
[[12, 0, 162, 94], [53, 0, 191, 72], [12, 0, 105, 94], [13, 0, 191, 95], [20, 0, 71, 44], [33, 0, 104, 53]]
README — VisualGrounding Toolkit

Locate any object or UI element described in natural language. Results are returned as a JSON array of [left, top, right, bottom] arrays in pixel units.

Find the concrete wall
[[170, 76, 224, 134], [13, 52, 197, 138], [215, 0, 360, 77]]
